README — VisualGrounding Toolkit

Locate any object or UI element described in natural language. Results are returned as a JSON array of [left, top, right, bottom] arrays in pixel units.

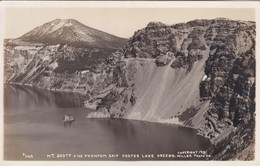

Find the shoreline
[[5, 82, 211, 141]]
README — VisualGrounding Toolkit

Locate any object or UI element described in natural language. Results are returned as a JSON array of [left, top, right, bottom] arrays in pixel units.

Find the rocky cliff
[[116, 19, 255, 135], [118, 19, 255, 159], [89, 19, 255, 160]]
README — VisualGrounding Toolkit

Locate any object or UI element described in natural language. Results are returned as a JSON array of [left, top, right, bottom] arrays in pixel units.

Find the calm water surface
[[4, 85, 210, 160]]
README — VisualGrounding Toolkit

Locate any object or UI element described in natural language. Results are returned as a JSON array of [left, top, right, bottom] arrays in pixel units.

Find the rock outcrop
[[198, 20, 255, 139]]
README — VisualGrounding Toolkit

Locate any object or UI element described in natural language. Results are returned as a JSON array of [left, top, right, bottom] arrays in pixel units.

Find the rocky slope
[[4, 18, 255, 160], [4, 42, 125, 101]]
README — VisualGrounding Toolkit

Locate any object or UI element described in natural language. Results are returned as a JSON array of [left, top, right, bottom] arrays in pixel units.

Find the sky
[[4, 8, 255, 39]]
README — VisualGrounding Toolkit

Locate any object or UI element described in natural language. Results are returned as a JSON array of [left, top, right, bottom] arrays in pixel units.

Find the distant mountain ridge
[[16, 19, 127, 48]]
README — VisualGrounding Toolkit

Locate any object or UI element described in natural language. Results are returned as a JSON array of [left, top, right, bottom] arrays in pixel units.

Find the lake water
[[4, 85, 210, 160]]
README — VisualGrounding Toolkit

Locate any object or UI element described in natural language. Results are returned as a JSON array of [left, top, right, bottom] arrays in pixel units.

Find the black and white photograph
[[0, 1, 259, 164]]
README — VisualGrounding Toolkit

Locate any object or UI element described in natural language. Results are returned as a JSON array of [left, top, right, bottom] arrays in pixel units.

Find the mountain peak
[[147, 21, 166, 27], [52, 18, 80, 25], [17, 19, 127, 48]]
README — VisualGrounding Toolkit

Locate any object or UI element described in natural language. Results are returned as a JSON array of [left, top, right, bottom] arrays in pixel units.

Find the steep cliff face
[[4, 43, 44, 83], [121, 21, 210, 125], [198, 20, 255, 139]]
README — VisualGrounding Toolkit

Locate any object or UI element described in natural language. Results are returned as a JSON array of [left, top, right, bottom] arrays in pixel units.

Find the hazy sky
[[4, 8, 255, 39]]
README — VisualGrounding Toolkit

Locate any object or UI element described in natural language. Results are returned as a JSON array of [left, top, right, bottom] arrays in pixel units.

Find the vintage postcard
[[0, 1, 259, 166]]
